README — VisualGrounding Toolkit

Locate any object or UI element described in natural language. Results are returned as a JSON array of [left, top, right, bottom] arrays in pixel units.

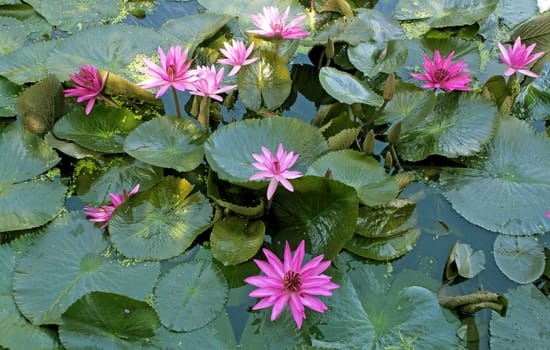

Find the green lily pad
[[76, 156, 163, 206], [511, 15, 550, 77], [59, 292, 160, 350], [0, 243, 60, 350], [309, 11, 376, 46], [344, 229, 420, 261], [204, 116, 328, 185], [12, 212, 160, 325], [24, 0, 124, 31], [154, 260, 228, 332], [348, 40, 408, 77], [47, 24, 167, 81], [53, 105, 141, 153], [0, 16, 28, 55], [440, 117, 550, 235], [313, 255, 459, 349], [109, 177, 213, 260], [376, 82, 437, 126], [394, 0, 497, 28], [398, 93, 498, 161], [355, 199, 416, 238], [516, 62, 550, 121], [159, 13, 233, 53], [272, 176, 358, 259], [124, 116, 206, 172], [0, 38, 56, 85], [0, 77, 21, 117], [319, 67, 384, 107], [211, 216, 265, 266], [207, 172, 265, 217], [494, 234, 545, 284], [490, 285, 550, 349], [307, 150, 399, 206], [238, 50, 291, 111]]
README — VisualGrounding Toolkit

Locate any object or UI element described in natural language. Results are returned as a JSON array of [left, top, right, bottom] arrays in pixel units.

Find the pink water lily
[[248, 6, 310, 40], [84, 184, 140, 228], [498, 36, 545, 78], [64, 65, 107, 115], [249, 144, 303, 200], [411, 50, 472, 92], [139, 46, 197, 98], [546, 212, 550, 219], [244, 240, 340, 329], [188, 65, 237, 102], [217, 39, 258, 76]]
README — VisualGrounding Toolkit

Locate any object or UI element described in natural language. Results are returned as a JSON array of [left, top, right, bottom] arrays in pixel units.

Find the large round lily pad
[[154, 260, 228, 332], [440, 117, 550, 234], [12, 213, 160, 325], [204, 116, 328, 185], [494, 234, 545, 284], [124, 116, 207, 172]]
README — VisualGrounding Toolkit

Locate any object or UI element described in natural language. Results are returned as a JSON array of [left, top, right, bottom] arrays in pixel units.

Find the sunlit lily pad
[[47, 24, 167, 81], [0, 243, 60, 350], [319, 67, 384, 107], [59, 292, 160, 350], [398, 93, 498, 161], [272, 176, 358, 259], [154, 260, 228, 332], [12, 213, 160, 325], [0, 40, 57, 85], [494, 234, 545, 284], [204, 116, 328, 185], [490, 284, 550, 349], [124, 116, 207, 172], [109, 177, 213, 260], [0, 77, 20, 117], [211, 216, 265, 266], [53, 105, 141, 153], [307, 150, 399, 206], [440, 117, 550, 234]]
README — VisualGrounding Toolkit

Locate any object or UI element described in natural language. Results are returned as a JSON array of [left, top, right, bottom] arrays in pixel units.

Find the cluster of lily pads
[[1, 0, 550, 349]]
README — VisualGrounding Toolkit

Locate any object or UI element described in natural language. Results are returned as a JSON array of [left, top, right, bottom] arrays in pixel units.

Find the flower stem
[[275, 39, 281, 57], [98, 94, 119, 108], [197, 96, 211, 130], [171, 87, 182, 118]]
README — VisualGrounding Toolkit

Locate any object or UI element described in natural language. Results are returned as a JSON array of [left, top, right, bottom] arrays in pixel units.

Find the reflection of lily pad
[[494, 234, 545, 284], [12, 213, 160, 325], [440, 117, 550, 234], [154, 260, 228, 332]]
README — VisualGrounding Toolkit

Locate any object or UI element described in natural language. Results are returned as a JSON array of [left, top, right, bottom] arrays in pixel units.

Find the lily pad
[[154, 260, 228, 332], [204, 116, 328, 185], [348, 40, 408, 77], [376, 83, 437, 126], [398, 93, 498, 161], [516, 62, 550, 120], [12, 212, 161, 325], [47, 24, 167, 81], [211, 216, 265, 266], [344, 229, 420, 261], [238, 50, 291, 111], [53, 105, 141, 153], [355, 199, 416, 238], [0, 40, 57, 85], [453, 242, 486, 279], [207, 172, 265, 217], [0, 77, 21, 117], [319, 67, 384, 107], [272, 176, 358, 259], [490, 284, 550, 349], [440, 117, 550, 235], [109, 177, 213, 260], [307, 150, 399, 206], [494, 234, 545, 284], [124, 116, 207, 172], [59, 292, 160, 350], [0, 16, 28, 55]]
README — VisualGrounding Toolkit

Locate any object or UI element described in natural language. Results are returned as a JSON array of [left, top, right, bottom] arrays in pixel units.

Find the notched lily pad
[[494, 234, 545, 284]]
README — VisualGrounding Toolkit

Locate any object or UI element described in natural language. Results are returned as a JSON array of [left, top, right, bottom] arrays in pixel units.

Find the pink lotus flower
[[498, 37, 545, 78], [248, 6, 310, 40], [139, 46, 197, 98], [217, 39, 258, 76], [546, 212, 550, 219], [410, 50, 472, 92], [244, 240, 339, 329], [64, 65, 108, 115], [188, 65, 237, 102], [84, 184, 140, 228], [249, 144, 303, 200]]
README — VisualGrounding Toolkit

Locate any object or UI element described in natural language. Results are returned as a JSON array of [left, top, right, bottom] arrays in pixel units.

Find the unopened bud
[[387, 121, 401, 145], [383, 73, 395, 102], [324, 168, 332, 178], [384, 151, 393, 169], [326, 37, 335, 60], [363, 129, 375, 155]]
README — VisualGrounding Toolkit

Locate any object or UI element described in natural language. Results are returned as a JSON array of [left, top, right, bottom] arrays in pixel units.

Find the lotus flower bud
[[387, 121, 401, 145], [363, 129, 375, 155], [383, 73, 395, 102], [384, 151, 393, 169]]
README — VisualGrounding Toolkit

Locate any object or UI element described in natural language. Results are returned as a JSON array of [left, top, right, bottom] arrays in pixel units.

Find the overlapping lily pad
[[494, 234, 545, 284], [154, 260, 228, 332], [12, 213, 161, 325], [345, 229, 421, 261], [54, 105, 142, 153], [109, 177, 213, 260], [0, 77, 20, 117], [124, 116, 207, 172], [440, 117, 550, 234], [319, 67, 384, 107], [59, 292, 160, 350], [204, 116, 328, 185], [211, 216, 265, 266], [307, 150, 399, 206], [0, 16, 28, 55], [0, 39, 56, 85]]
